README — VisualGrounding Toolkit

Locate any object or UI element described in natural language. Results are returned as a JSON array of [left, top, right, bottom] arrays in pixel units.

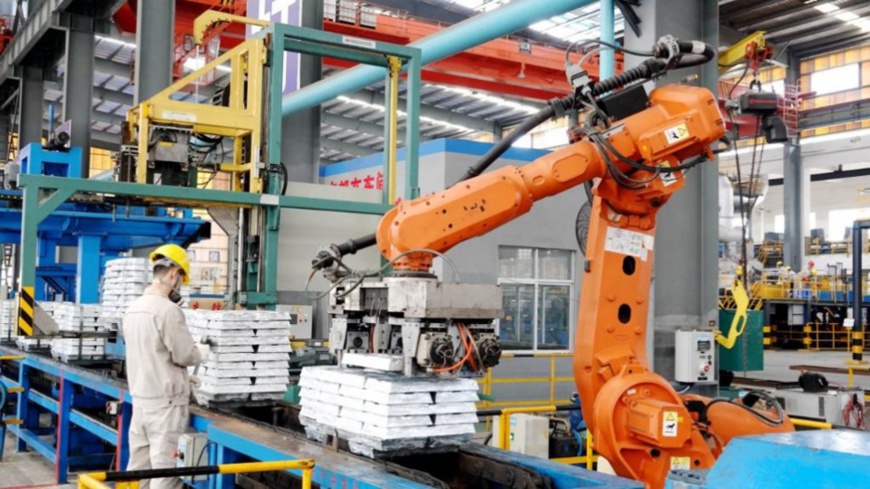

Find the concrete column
[[282, 0, 323, 183], [783, 50, 807, 270], [134, 0, 175, 104], [0, 112, 10, 162], [19, 69, 44, 148], [64, 27, 95, 176], [625, 0, 719, 381]]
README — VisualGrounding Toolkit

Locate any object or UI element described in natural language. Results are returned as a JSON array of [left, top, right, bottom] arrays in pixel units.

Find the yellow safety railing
[[78, 460, 315, 489], [802, 322, 851, 352], [494, 405, 597, 469], [477, 353, 574, 409], [791, 418, 833, 430]]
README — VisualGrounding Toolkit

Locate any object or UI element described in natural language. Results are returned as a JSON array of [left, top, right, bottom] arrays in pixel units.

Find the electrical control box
[[176, 432, 209, 482], [675, 330, 716, 384], [491, 414, 550, 459], [278, 304, 313, 339], [773, 387, 865, 426]]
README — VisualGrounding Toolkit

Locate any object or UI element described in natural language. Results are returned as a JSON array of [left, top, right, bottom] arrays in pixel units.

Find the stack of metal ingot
[[16, 301, 57, 352], [184, 310, 292, 405], [0, 298, 16, 343], [298, 366, 479, 458], [100, 258, 151, 332], [50, 303, 106, 362]]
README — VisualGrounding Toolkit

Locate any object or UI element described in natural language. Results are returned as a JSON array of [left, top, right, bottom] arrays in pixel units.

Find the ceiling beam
[[738, 2, 829, 31], [765, 3, 870, 41], [366, 0, 570, 47], [785, 23, 866, 48], [320, 138, 375, 157], [94, 58, 132, 79], [343, 89, 496, 133], [794, 32, 870, 58], [721, 0, 786, 23], [322, 112, 390, 140]]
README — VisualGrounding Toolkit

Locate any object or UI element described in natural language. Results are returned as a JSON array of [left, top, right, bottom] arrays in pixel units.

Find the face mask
[[158, 274, 183, 304]]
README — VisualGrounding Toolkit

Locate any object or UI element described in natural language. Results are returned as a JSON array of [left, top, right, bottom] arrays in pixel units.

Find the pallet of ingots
[[15, 301, 58, 352], [0, 299, 16, 343], [100, 258, 151, 331], [50, 302, 108, 362], [53, 303, 103, 332], [184, 310, 291, 405], [298, 366, 479, 458], [50, 338, 106, 362]]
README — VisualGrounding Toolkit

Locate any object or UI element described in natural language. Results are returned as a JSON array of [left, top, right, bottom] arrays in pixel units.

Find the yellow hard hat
[[150, 244, 190, 285]]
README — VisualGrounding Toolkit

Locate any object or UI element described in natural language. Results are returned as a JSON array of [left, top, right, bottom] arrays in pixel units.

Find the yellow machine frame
[[126, 22, 268, 192]]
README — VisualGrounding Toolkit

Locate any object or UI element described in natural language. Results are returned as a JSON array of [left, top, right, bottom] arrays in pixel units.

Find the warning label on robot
[[604, 227, 654, 261], [670, 456, 691, 471], [659, 162, 681, 187], [664, 123, 690, 145], [662, 411, 678, 437]]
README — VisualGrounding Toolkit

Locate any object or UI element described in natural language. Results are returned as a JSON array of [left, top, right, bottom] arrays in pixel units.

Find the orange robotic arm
[[376, 84, 793, 489], [377, 84, 723, 270]]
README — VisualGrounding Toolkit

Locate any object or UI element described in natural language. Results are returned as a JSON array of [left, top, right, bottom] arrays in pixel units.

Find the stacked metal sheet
[[50, 303, 107, 362], [298, 366, 479, 458], [16, 302, 57, 351], [0, 299, 16, 343], [100, 258, 151, 331], [184, 310, 292, 405]]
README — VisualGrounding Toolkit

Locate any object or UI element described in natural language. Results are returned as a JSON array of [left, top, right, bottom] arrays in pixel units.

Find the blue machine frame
[[2, 144, 209, 303], [0, 344, 640, 488], [0, 346, 133, 482]]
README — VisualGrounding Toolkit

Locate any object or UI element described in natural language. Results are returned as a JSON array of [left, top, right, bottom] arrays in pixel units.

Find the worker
[[776, 261, 787, 284], [123, 244, 209, 489]]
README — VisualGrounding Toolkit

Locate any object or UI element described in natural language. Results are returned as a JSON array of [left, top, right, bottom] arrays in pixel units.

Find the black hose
[[327, 97, 566, 264], [591, 59, 665, 96], [315, 38, 716, 269], [675, 40, 717, 68], [455, 104, 556, 184]]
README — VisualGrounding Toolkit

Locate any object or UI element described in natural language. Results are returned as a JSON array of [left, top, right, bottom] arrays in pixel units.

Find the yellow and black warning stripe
[[17, 286, 34, 336]]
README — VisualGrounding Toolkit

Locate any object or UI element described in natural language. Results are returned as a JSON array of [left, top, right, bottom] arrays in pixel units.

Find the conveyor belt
[[1, 345, 642, 489]]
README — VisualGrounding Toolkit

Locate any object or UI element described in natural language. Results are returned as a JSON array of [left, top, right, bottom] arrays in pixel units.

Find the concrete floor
[[1, 433, 73, 489], [741, 349, 865, 388]]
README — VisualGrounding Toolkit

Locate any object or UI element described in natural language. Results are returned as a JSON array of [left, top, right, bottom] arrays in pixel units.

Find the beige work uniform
[[123, 289, 202, 489]]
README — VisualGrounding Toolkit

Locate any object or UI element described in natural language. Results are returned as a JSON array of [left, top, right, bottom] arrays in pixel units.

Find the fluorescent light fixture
[[434, 85, 540, 114], [836, 12, 860, 21], [851, 19, 870, 31], [183, 57, 231, 73], [814, 3, 840, 13], [529, 20, 555, 32], [718, 143, 784, 159], [335, 96, 475, 133], [96, 35, 135, 49]]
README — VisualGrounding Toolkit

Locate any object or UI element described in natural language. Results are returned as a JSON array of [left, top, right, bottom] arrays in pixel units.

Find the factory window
[[209, 251, 221, 262], [762, 79, 785, 95], [810, 63, 859, 96], [497, 247, 574, 352]]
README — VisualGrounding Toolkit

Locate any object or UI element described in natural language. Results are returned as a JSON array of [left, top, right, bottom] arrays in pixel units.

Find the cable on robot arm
[[312, 36, 717, 272]]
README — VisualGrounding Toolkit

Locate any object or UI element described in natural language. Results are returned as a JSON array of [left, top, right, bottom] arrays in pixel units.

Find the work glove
[[195, 343, 211, 362], [189, 375, 202, 390]]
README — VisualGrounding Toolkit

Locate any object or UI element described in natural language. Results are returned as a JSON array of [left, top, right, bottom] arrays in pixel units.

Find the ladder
[[780, 82, 800, 135]]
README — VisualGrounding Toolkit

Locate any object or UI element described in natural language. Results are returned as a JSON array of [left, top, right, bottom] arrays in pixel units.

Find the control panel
[[278, 304, 313, 339], [674, 330, 716, 384], [176, 432, 209, 482]]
